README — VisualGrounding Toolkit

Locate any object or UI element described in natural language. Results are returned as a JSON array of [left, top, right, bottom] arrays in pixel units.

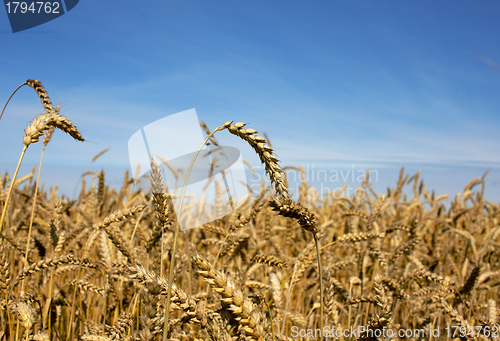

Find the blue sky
[[1, 1, 500, 203]]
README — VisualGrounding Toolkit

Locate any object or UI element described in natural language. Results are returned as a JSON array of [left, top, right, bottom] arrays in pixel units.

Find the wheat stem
[[314, 235, 324, 340], [0, 82, 28, 121], [162, 121, 232, 341], [20, 144, 46, 295], [0, 145, 28, 234]]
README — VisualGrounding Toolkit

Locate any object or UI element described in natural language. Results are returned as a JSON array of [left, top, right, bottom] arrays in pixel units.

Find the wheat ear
[[193, 254, 266, 340], [26, 79, 54, 112], [228, 122, 288, 198], [0, 241, 11, 293], [0, 111, 84, 234]]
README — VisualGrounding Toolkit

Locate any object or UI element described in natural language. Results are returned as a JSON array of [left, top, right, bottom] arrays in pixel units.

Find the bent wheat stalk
[[163, 122, 290, 340], [0, 81, 28, 121]]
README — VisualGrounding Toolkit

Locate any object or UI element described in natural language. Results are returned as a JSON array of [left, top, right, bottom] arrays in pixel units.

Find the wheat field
[[0, 80, 499, 341]]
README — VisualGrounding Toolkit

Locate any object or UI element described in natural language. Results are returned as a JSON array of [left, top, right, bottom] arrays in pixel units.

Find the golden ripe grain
[[1, 80, 500, 341]]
